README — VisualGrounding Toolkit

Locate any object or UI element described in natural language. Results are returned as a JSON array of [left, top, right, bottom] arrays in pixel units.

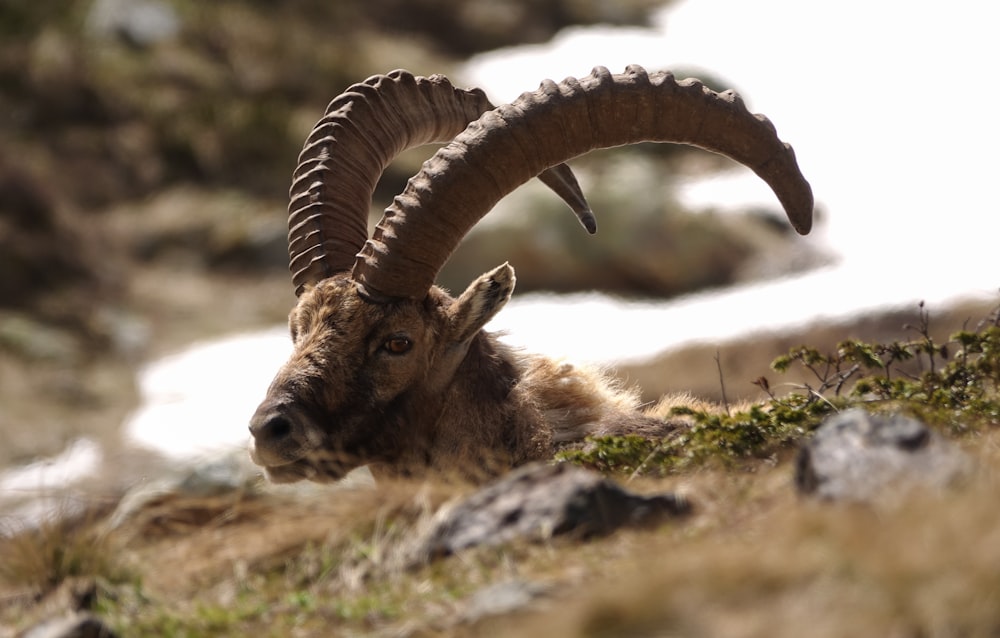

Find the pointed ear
[[447, 263, 515, 343]]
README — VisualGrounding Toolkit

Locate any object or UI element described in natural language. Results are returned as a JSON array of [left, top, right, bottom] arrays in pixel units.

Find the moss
[[560, 299, 1000, 476]]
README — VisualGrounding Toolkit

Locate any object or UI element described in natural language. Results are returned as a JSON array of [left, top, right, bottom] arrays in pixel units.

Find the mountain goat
[[248, 66, 813, 483]]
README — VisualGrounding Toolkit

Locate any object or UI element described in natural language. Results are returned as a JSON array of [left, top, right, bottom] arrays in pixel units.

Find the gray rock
[[21, 612, 116, 638], [460, 580, 551, 624], [86, 0, 180, 47], [795, 408, 971, 502], [0, 313, 80, 363], [408, 462, 690, 562]]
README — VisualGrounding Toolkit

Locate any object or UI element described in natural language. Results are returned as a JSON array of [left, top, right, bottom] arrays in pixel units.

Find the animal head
[[249, 66, 814, 482], [249, 264, 517, 482]]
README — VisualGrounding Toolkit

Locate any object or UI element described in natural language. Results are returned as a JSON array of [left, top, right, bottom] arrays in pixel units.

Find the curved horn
[[353, 65, 814, 301], [287, 70, 593, 296]]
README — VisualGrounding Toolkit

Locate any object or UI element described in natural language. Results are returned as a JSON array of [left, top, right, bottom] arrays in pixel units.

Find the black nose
[[250, 413, 293, 444]]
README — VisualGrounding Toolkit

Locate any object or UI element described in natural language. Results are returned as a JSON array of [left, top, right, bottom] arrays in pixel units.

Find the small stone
[[460, 580, 550, 623], [795, 408, 971, 502], [21, 611, 117, 638], [86, 0, 180, 47]]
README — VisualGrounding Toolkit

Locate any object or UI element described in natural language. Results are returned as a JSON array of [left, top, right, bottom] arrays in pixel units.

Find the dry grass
[[503, 471, 1000, 637], [3, 432, 1000, 636], [0, 501, 126, 613]]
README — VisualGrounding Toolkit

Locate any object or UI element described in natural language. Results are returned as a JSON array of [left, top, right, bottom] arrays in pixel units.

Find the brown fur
[[248, 266, 679, 484]]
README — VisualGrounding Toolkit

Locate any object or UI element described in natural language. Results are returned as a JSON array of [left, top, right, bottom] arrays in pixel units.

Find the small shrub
[[560, 298, 1000, 476]]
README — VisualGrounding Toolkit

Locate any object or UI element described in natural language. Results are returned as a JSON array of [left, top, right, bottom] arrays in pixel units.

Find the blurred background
[[1, 0, 823, 471], [1, 0, 996, 489]]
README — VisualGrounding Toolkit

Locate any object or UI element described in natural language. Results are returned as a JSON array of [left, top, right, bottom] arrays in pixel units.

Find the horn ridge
[[287, 70, 593, 296], [287, 71, 493, 295], [353, 65, 814, 301]]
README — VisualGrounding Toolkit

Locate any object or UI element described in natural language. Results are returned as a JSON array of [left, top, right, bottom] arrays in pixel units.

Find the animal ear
[[447, 262, 515, 343]]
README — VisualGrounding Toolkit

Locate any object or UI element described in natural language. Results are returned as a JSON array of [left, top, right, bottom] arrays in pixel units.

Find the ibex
[[249, 65, 813, 483]]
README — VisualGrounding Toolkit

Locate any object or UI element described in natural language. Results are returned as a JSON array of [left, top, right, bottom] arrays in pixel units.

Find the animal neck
[[367, 331, 535, 480]]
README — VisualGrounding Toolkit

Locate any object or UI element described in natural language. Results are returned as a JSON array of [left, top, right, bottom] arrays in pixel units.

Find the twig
[[715, 349, 730, 416], [627, 440, 669, 484], [831, 363, 861, 396]]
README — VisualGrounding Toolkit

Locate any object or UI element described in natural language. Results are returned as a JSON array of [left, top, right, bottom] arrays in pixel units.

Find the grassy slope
[[3, 432, 999, 637]]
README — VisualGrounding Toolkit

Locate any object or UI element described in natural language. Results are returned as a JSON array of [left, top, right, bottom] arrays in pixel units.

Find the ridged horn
[[287, 70, 594, 296], [352, 65, 814, 301]]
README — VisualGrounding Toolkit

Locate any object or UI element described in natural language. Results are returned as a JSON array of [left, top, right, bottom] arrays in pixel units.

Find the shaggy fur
[[249, 266, 677, 483]]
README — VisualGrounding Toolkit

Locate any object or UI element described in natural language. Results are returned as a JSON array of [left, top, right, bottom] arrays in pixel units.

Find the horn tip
[[787, 193, 814, 235]]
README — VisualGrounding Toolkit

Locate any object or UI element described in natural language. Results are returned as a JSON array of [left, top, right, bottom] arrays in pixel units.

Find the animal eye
[[383, 336, 412, 354]]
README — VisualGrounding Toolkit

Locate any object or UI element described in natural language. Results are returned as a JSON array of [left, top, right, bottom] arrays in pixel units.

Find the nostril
[[250, 414, 293, 442], [265, 416, 292, 439]]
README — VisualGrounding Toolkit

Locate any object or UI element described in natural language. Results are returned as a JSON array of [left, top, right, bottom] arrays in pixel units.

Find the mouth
[[261, 458, 316, 483], [248, 406, 366, 483], [252, 446, 353, 484], [248, 436, 308, 467]]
